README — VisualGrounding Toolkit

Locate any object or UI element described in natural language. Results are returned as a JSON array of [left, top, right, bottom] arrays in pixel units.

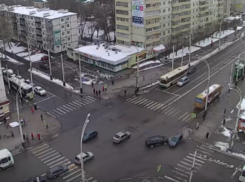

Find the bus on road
[[159, 65, 188, 88], [194, 84, 222, 109], [9, 77, 34, 99]]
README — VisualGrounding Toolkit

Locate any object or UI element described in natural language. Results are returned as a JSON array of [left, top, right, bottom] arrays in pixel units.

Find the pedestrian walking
[[223, 118, 226, 125], [111, 80, 114, 85], [92, 82, 94, 88], [37, 133, 41, 140], [124, 89, 127, 98], [203, 111, 206, 120], [3, 117, 6, 125], [96, 90, 98, 99], [31, 133, 34, 140], [224, 108, 226, 115], [211, 40, 213, 47], [23, 134, 26, 140], [31, 107, 34, 114], [40, 114, 43, 121], [11, 130, 14, 137], [196, 122, 199, 130], [102, 86, 105, 92], [206, 132, 209, 139], [93, 88, 96, 97], [98, 90, 101, 100]]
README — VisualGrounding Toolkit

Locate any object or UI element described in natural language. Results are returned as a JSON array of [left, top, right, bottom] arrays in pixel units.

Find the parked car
[[22, 176, 46, 182], [46, 165, 68, 179], [145, 136, 169, 148], [83, 130, 98, 142], [39, 63, 49, 69], [187, 66, 197, 75], [41, 55, 48, 61], [169, 134, 183, 147], [74, 152, 94, 165], [112, 131, 131, 143], [177, 76, 189, 87], [34, 86, 46, 96]]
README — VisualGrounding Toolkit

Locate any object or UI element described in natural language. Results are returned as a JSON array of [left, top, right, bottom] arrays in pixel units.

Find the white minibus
[[0, 149, 14, 170]]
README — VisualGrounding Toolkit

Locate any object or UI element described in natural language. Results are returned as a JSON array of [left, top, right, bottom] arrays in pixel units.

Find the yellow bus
[[194, 84, 222, 109], [159, 65, 188, 88]]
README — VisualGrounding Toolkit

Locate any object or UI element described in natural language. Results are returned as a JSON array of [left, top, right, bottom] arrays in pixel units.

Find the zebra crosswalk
[[164, 145, 214, 182], [29, 143, 98, 182], [126, 96, 192, 122], [48, 96, 96, 118]]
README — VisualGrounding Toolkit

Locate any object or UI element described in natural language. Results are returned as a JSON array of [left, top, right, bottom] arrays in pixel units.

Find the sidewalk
[[0, 108, 61, 155]]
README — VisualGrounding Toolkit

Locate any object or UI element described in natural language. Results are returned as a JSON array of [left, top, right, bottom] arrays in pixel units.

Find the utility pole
[[78, 52, 83, 94], [5, 64, 10, 91], [188, 32, 191, 65], [48, 49, 52, 80], [189, 150, 197, 182], [172, 45, 174, 70], [219, 23, 222, 50], [27, 38, 34, 95], [181, 45, 184, 66], [61, 54, 66, 86]]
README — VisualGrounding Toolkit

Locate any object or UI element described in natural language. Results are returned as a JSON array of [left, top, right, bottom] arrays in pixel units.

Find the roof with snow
[[74, 44, 144, 65], [0, 4, 76, 19]]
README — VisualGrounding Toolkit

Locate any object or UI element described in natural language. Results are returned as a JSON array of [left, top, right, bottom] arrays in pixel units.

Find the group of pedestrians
[[93, 89, 101, 100]]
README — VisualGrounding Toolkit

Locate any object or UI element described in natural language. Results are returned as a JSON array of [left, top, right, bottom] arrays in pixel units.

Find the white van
[[0, 149, 14, 170]]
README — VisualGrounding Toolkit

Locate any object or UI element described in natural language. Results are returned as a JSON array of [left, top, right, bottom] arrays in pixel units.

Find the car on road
[[177, 76, 189, 87], [46, 165, 68, 179], [83, 130, 98, 142], [74, 151, 94, 165], [145, 136, 169, 148], [112, 131, 131, 143], [34, 86, 46, 96], [169, 134, 183, 147], [41, 55, 48, 61], [39, 63, 49, 69], [22, 176, 46, 182], [187, 66, 197, 76]]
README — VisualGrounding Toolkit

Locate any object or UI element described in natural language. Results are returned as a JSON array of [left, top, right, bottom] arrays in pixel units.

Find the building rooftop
[[74, 43, 144, 65], [0, 4, 77, 20]]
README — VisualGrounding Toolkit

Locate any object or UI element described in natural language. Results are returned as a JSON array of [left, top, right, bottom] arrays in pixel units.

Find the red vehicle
[[41, 56, 48, 61]]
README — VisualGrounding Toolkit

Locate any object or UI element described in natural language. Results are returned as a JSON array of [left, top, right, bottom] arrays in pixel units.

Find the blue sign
[[132, 16, 144, 25]]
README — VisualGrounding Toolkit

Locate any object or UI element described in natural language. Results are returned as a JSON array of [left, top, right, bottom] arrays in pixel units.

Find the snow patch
[[24, 53, 47, 62], [220, 126, 232, 137], [133, 60, 161, 69], [169, 46, 200, 59], [5, 42, 26, 54], [214, 141, 229, 151], [195, 38, 219, 47], [16, 51, 31, 57], [140, 64, 163, 71], [30, 68, 73, 90], [212, 29, 235, 39], [237, 26, 243, 30], [140, 81, 159, 90], [0, 54, 23, 65], [229, 152, 245, 160]]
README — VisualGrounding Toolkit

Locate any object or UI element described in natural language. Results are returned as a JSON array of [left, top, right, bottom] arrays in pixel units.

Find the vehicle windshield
[[114, 135, 120, 139], [75, 157, 80, 161], [24, 87, 32, 94], [179, 78, 184, 82], [83, 133, 88, 138], [171, 137, 178, 142], [39, 88, 44, 91]]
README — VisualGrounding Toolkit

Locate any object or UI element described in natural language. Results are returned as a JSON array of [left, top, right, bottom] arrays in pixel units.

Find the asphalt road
[[2, 37, 245, 182]]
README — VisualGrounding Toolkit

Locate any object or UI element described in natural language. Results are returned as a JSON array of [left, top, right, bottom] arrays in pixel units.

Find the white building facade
[[0, 5, 79, 55]]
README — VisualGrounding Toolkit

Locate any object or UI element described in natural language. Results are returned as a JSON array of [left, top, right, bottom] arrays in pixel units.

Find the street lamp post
[[48, 49, 52, 80], [26, 38, 34, 95], [228, 84, 242, 150], [16, 79, 24, 145], [188, 32, 191, 65], [80, 113, 90, 182], [78, 52, 83, 94], [61, 54, 66, 86], [219, 23, 222, 50]]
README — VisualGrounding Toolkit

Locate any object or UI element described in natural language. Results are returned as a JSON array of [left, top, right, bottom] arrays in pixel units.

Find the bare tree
[[0, 15, 13, 57]]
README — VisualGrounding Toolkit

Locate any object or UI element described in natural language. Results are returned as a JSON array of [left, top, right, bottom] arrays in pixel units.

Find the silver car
[[177, 76, 189, 87], [113, 131, 131, 143], [74, 152, 94, 165]]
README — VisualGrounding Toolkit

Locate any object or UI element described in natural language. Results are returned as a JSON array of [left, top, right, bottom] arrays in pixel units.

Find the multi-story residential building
[[115, 0, 225, 50], [223, 0, 231, 17], [231, 0, 245, 13], [0, 5, 78, 55]]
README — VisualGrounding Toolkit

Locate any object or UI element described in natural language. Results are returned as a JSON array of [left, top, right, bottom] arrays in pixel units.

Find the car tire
[[164, 142, 167, 146], [150, 145, 154, 148]]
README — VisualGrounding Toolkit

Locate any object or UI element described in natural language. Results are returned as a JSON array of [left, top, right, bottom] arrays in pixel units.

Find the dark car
[[46, 165, 68, 179], [187, 66, 197, 75], [22, 176, 46, 182], [145, 135, 169, 148], [169, 134, 183, 147], [39, 63, 49, 69], [83, 130, 98, 142], [41, 55, 49, 61]]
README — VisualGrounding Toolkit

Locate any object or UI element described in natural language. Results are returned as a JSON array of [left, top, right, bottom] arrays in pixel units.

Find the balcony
[[172, 0, 191, 7]]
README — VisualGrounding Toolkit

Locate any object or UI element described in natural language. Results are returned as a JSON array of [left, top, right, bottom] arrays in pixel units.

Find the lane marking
[[170, 110, 181, 117], [180, 161, 200, 169], [156, 88, 180, 97], [172, 175, 187, 182], [189, 153, 207, 161], [196, 146, 214, 153], [40, 152, 59, 160], [53, 109, 63, 115], [56, 108, 67, 114], [186, 156, 205, 164], [173, 170, 189, 178], [174, 167, 191, 175], [35, 148, 53, 157], [196, 148, 213, 155], [46, 157, 65, 166], [44, 155, 62, 163], [164, 175, 179, 182], [36, 95, 55, 104], [49, 159, 69, 168], [182, 158, 202, 166], [32, 145, 50, 154], [66, 173, 81, 182], [30, 143, 48, 152], [178, 112, 188, 120]]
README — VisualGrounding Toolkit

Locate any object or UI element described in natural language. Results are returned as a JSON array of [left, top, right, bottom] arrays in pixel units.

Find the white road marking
[[183, 158, 202, 166], [181, 113, 190, 121], [44, 155, 62, 163], [231, 167, 239, 178], [40, 152, 59, 160], [64, 170, 81, 180], [72, 101, 83, 107], [173, 175, 187, 182], [56, 108, 67, 114], [73, 100, 86, 106], [36, 96, 55, 104], [82, 98, 93, 104], [67, 103, 80, 108], [186, 156, 205, 163], [46, 157, 65, 166], [189, 153, 207, 161], [170, 110, 181, 117], [63, 105, 74, 111], [173, 170, 189, 178], [148, 102, 160, 109], [135, 98, 147, 104], [164, 108, 177, 115], [145, 101, 155, 107], [139, 99, 150, 105], [196, 145, 214, 153], [196, 148, 213, 155], [174, 167, 191, 175], [35, 148, 53, 157], [126, 96, 137, 102], [30, 143, 48, 152], [153, 103, 164, 111], [167, 108, 178, 116], [49, 159, 69, 168], [47, 112, 57, 118], [32, 145, 50, 154], [87, 177, 94, 181], [178, 112, 188, 120], [52, 109, 63, 115], [164, 175, 180, 182]]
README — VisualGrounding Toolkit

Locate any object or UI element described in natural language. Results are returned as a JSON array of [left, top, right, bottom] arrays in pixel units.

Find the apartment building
[[115, 0, 225, 50], [0, 5, 79, 55], [223, 0, 231, 17], [231, 0, 245, 13], [33, 0, 55, 8]]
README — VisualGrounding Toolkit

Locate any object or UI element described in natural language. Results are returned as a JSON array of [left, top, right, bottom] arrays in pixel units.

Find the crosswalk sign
[[157, 165, 162, 173], [191, 112, 197, 119]]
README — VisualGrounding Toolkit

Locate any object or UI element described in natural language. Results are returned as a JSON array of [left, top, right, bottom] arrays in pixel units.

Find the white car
[[74, 152, 94, 165], [112, 131, 131, 143], [34, 86, 46, 96]]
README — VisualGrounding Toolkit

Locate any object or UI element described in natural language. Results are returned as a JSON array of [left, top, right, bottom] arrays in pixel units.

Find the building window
[[61, 18, 64, 22], [66, 24, 70, 28], [61, 25, 65, 29], [62, 32, 65, 36], [116, 10, 129, 15], [116, 17, 129, 22], [116, 32, 129, 38], [67, 30, 70, 34], [116, 25, 129, 31], [116, 2, 128, 7], [66, 17, 69, 21], [68, 37, 71, 41]]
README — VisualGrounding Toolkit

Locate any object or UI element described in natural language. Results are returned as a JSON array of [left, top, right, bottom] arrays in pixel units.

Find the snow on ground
[[133, 60, 161, 69], [169, 46, 200, 59], [0, 54, 23, 65], [140, 81, 159, 90], [214, 141, 229, 151], [5, 42, 26, 54], [140, 64, 164, 72], [16, 51, 31, 57], [212, 29, 235, 39], [24, 53, 47, 62], [219, 126, 232, 137], [229, 152, 245, 160], [30, 68, 73, 90], [237, 26, 243, 30], [195, 38, 219, 47], [80, 73, 97, 85]]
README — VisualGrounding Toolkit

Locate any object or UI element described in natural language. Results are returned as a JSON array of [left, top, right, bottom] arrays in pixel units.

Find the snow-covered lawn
[[237, 26, 243, 30], [212, 29, 235, 39], [214, 141, 229, 151], [30, 68, 73, 90], [133, 60, 161, 69], [195, 38, 219, 47], [169, 46, 200, 59], [16, 51, 31, 57], [24, 53, 47, 62], [0, 54, 23, 65], [5, 42, 26, 54]]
